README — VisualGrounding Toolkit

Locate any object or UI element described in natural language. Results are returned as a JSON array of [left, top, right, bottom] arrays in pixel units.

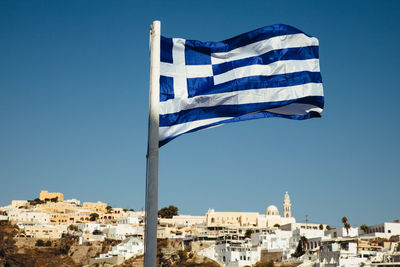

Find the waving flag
[[159, 24, 324, 146]]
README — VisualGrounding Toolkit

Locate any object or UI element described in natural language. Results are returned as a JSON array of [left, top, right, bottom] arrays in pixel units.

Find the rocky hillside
[[0, 222, 119, 267], [1, 222, 221, 267]]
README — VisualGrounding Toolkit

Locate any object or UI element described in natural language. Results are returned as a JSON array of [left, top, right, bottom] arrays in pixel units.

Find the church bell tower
[[283, 192, 291, 218]]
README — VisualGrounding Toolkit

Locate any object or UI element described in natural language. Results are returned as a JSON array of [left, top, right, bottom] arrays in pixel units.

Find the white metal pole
[[144, 20, 160, 267]]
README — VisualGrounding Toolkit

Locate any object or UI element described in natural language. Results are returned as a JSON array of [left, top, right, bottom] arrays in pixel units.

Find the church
[[205, 192, 296, 227], [258, 192, 296, 228]]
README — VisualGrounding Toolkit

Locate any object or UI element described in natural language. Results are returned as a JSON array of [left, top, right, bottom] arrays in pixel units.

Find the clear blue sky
[[1, 0, 399, 228]]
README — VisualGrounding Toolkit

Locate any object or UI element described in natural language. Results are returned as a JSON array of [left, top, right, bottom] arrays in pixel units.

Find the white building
[[64, 199, 81, 205], [306, 236, 325, 251], [159, 215, 206, 227], [103, 224, 144, 240], [21, 224, 68, 239], [281, 222, 328, 231], [251, 229, 297, 260], [126, 211, 145, 219], [251, 229, 292, 257], [364, 222, 400, 237], [117, 216, 140, 225], [325, 227, 359, 239], [316, 239, 368, 267], [214, 240, 261, 267], [89, 237, 144, 265], [79, 233, 106, 243], [288, 227, 326, 259], [173, 215, 206, 226], [77, 223, 110, 234], [8, 210, 51, 224]]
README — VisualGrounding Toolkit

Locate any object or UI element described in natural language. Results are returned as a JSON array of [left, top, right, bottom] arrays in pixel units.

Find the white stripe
[[266, 103, 322, 116], [186, 65, 213, 78], [211, 33, 319, 65], [213, 59, 320, 85], [160, 83, 323, 115], [171, 38, 187, 98], [160, 62, 179, 76], [159, 104, 322, 142], [159, 117, 232, 141]]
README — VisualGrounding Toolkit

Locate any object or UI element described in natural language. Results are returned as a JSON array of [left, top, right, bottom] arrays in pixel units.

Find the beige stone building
[[8, 210, 51, 224], [35, 202, 77, 214], [206, 209, 259, 227], [206, 192, 296, 228], [74, 215, 92, 223], [48, 209, 95, 224], [11, 200, 29, 208], [159, 215, 206, 227], [108, 208, 125, 219], [99, 209, 125, 221], [82, 201, 108, 213], [50, 213, 73, 224], [23, 224, 67, 239], [39, 190, 64, 202]]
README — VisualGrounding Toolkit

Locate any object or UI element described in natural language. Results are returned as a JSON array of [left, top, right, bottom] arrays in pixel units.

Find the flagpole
[[144, 20, 160, 267]]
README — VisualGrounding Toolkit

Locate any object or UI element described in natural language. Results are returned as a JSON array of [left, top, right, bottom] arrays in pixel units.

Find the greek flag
[[159, 24, 324, 147]]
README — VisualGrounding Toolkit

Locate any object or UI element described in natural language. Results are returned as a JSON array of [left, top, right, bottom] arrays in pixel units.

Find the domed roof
[[266, 205, 279, 216], [267, 205, 278, 212]]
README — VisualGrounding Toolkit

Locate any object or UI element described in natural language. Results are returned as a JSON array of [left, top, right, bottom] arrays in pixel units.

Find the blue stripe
[[160, 75, 174, 102], [186, 76, 214, 97], [185, 43, 211, 65], [187, 71, 322, 98], [183, 24, 304, 55], [212, 46, 319, 75], [160, 96, 324, 127], [161, 36, 173, 63], [159, 98, 322, 147]]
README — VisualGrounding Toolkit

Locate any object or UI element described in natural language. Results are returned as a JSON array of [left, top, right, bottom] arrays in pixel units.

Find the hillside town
[[0, 191, 399, 267]]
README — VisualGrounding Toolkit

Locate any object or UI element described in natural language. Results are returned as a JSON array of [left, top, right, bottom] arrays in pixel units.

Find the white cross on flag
[[159, 24, 324, 146]]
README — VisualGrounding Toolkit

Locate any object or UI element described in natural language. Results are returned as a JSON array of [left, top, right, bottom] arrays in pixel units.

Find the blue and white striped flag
[[159, 24, 324, 146]]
